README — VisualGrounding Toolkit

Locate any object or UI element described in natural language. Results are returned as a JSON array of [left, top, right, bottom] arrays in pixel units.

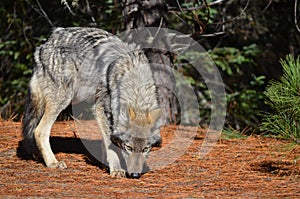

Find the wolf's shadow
[[17, 136, 152, 176], [16, 137, 109, 170]]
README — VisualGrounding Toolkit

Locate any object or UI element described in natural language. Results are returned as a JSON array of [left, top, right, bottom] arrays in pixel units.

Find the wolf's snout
[[130, 173, 141, 179]]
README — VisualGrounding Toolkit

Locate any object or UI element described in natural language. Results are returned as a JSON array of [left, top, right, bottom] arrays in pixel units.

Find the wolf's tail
[[20, 88, 45, 157]]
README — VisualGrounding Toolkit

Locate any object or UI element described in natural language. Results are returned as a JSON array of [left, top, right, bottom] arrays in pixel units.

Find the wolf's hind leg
[[34, 100, 71, 168]]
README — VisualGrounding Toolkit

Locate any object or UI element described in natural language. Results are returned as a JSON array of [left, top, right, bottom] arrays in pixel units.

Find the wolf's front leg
[[106, 146, 125, 178], [94, 105, 125, 177]]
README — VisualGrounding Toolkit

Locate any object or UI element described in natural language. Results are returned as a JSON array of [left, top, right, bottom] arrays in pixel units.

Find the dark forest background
[[1, 0, 299, 134]]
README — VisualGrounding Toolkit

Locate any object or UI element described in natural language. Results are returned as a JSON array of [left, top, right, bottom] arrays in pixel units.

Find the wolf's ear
[[146, 108, 162, 124], [111, 134, 122, 147], [128, 106, 136, 121], [152, 129, 162, 147]]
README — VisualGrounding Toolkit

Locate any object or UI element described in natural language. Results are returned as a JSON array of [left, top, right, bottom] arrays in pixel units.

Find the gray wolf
[[21, 27, 162, 178]]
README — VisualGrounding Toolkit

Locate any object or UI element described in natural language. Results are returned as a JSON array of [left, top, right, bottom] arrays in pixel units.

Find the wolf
[[21, 27, 162, 178]]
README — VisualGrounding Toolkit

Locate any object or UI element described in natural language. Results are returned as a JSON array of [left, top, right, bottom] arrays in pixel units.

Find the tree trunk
[[122, 0, 177, 124]]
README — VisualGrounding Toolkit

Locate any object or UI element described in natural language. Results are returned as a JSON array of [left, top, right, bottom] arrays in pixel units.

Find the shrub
[[210, 44, 265, 130], [260, 55, 300, 143], [175, 44, 264, 129]]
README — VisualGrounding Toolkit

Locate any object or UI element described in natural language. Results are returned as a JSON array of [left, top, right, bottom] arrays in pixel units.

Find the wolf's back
[[35, 27, 123, 71]]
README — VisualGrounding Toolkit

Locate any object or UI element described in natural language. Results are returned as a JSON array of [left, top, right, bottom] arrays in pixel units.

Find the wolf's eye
[[124, 144, 133, 152], [142, 147, 152, 153]]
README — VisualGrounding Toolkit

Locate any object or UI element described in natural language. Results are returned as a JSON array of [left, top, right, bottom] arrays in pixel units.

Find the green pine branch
[[260, 55, 300, 143]]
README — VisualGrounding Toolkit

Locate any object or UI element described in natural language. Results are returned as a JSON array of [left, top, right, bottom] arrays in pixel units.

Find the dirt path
[[0, 120, 299, 198]]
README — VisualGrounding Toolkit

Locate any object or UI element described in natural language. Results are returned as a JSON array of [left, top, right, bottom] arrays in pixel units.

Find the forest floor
[[0, 120, 299, 198]]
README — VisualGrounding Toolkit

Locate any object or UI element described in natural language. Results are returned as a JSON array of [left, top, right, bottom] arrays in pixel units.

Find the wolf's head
[[111, 106, 162, 178]]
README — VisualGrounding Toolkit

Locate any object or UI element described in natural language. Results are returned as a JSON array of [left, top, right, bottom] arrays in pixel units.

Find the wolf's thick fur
[[21, 27, 162, 178]]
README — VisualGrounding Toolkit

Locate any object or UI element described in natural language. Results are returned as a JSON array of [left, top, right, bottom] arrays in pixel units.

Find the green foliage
[[0, 1, 35, 119], [175, 44, 264, 129], [209, 44, 265, 130], [221, 127, 248, 140], [168, 0, 218, 32], [260, 55, 300, 143], [175, 53, 212, 124], [209, 44, 260, 76], [226, 74, 265, 130]]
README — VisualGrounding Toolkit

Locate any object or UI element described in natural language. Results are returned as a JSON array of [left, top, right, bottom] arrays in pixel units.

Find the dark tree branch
[[168, 0, 225, 12], [61, 0, 76, 16], [25, 0, 54, 27], [295, 0, 300, 33]]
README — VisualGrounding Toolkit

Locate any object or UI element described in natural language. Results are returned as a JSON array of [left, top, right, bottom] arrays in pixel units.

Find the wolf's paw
[[47, 161, 67, 169], [110, 169, 126, 178]]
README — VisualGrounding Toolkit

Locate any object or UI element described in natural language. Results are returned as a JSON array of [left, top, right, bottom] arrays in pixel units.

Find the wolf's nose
[[130, 173, 141, 179]]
